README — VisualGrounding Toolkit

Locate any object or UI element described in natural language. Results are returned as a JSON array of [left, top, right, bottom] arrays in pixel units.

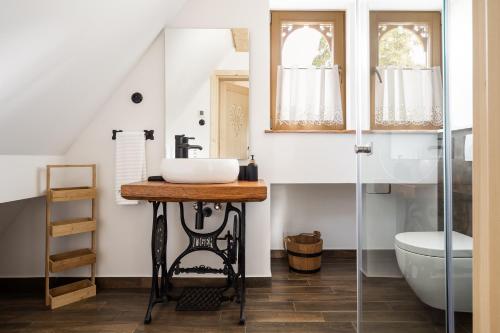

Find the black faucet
[[175, 134, 203, 158]]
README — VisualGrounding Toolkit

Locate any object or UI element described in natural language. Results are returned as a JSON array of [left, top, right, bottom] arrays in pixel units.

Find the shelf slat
[[49, 279, 96, 309], [50, 218, 96, 237], [49, 248, 96, 273], [49, 187, 96, 202]]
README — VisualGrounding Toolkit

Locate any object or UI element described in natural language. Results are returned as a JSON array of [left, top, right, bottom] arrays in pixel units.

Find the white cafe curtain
[[276, 65, 343, 126], [374, 66, 443, 127]]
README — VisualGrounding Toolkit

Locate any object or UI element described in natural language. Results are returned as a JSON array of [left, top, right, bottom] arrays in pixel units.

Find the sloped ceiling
[[0, 0, 186, 154]]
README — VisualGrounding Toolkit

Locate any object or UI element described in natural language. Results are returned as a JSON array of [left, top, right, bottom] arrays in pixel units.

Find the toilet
[[394, 231, 472, 313]]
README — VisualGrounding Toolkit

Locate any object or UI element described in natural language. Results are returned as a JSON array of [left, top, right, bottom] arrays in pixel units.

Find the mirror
[[164, 28, 250, 159]]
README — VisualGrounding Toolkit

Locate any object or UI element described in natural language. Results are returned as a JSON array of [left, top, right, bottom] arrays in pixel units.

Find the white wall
[[270, 0, 441, 10], [164, 29, 249, 158], [271, 184, 356, 249], [0, 155, 64, 203]]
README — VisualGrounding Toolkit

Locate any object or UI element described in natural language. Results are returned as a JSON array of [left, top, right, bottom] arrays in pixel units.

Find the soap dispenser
[[246, 155, 258, 181]]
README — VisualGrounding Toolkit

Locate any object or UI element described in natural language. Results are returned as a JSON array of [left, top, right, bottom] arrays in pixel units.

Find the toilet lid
[[395, 231, 472, 258]]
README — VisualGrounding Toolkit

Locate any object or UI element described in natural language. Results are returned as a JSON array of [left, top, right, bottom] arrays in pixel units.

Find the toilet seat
[[395, 231, 472, 258]]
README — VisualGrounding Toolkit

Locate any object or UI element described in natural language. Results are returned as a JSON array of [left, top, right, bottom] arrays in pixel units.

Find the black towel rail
[[112, 130, 154, 140]]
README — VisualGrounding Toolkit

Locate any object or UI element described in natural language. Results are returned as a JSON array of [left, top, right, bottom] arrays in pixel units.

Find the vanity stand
[[120, 180, 267, 325]]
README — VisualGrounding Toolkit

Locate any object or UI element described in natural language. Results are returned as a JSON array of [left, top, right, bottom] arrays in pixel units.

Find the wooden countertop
[[121, 180, 267, 202]]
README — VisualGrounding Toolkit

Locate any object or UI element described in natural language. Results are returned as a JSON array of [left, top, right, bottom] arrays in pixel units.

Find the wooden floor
[[0, 257, 472, 333]]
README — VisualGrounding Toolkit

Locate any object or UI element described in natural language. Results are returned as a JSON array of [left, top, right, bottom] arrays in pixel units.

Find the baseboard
[[96, 276, 271, 288], [0, 276, 271, 293], [0, 277, 79, 294], [271, 249, 356, 259]]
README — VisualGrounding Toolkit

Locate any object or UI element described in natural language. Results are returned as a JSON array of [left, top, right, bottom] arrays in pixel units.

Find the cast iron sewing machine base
[[143, 201, 246, 325]]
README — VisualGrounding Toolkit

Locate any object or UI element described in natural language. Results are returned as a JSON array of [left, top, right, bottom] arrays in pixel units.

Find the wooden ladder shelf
[[45, 164, 97, 309]]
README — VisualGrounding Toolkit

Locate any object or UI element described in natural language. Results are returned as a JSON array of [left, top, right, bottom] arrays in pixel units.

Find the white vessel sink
[[160, 158, 239, 184]]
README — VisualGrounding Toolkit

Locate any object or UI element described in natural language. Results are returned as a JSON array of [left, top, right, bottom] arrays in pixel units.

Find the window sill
[[363, 129, 442, 134], [264, 129, 355, 134], [264, 129, 441, 134]]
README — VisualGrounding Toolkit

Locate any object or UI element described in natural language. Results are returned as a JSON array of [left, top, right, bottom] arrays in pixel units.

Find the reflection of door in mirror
[[219, 81, 248, 159], [210, 71, 249, 159]]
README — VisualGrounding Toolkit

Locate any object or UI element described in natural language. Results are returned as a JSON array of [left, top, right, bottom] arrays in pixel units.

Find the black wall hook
[[131, 92, 143, 104], [112, 130, 154, 140]]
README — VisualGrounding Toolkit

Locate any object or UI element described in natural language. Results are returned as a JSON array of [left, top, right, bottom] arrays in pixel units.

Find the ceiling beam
[[231, 28, 249, 52]]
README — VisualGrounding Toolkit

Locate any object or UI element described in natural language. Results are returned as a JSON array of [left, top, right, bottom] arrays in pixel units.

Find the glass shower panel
[[355, 0, 448, 332]]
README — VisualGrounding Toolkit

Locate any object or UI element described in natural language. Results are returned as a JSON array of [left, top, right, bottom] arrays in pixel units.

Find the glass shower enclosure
[[355, 0, 473, 332]]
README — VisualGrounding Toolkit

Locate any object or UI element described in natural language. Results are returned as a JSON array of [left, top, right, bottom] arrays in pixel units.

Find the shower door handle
[[354, 143, 373, 155]]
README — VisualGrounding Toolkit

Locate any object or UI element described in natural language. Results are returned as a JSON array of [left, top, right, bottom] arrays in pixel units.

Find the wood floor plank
[[294, 301, 358, 312], [269, 293, 356, 302], [221, 310, 325, 323], [319, 311, 357, 322], [326, 311, 432, 323], [224, 300, 295, 311], [384, 300, 431, 311], [247, 286, 332, 294], [0, 323, 31, 333], [308, 279, 357, 287], [246, 322, 356, 333], [134, 324, 245, 333], [270, 279, 310, 286], [357, 322, 446, 333]]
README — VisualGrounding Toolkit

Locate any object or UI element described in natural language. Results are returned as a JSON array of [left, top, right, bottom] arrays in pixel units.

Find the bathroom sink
[[160, 158, 239, 184]]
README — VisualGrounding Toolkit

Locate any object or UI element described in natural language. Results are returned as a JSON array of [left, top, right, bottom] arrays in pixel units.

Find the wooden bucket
[[284, 231, 323, 274]]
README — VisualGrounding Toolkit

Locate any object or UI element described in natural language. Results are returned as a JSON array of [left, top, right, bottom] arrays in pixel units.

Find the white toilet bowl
[[394, 231, 472, 313]]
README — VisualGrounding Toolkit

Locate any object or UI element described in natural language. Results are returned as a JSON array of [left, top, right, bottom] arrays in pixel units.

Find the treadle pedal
[[176, 287, 223, 311]]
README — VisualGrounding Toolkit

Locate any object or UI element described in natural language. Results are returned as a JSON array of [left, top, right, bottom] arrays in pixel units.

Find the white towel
[[115, 131, 147, 205]]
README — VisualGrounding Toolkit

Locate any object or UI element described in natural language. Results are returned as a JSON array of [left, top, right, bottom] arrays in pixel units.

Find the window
[[370, 11, 442, 130], [271, 11, 346, 131]]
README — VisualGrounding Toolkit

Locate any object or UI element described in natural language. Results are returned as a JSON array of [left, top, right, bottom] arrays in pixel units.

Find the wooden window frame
[[370, 11, 442, 130], [270, 11, 346, 131]]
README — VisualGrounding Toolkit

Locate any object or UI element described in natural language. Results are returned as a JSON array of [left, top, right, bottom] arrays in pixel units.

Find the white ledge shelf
[[265, 129, 441, 134]]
